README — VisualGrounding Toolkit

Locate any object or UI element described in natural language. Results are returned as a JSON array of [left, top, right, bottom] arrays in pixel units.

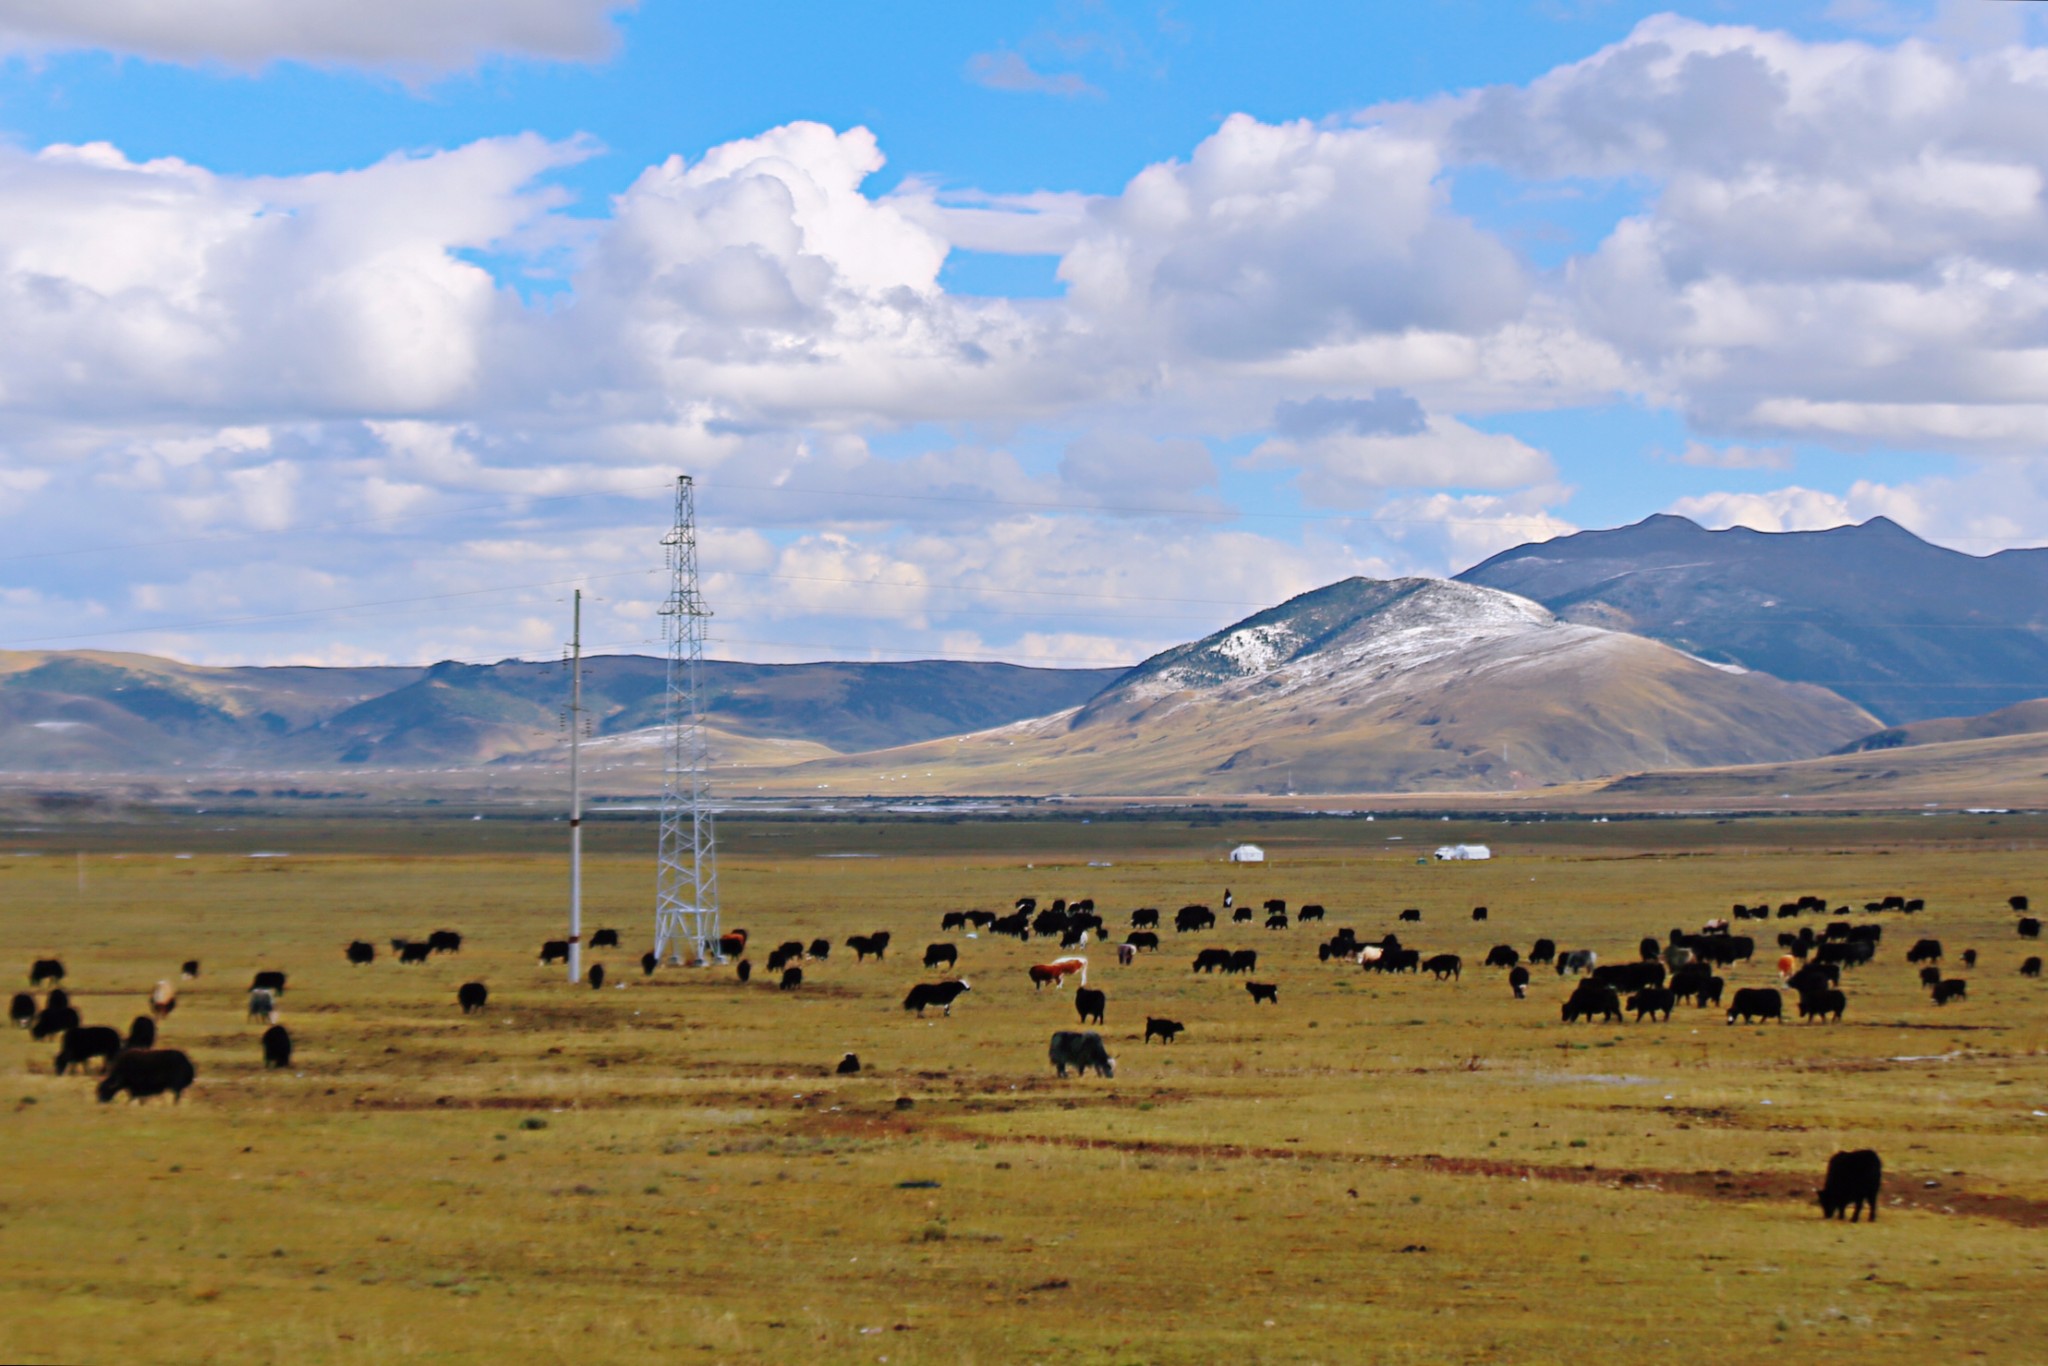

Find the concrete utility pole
[[568, 588, 584, 985]]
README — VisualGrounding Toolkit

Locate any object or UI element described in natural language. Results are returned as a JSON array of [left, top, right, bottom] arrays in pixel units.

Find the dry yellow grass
[[2, 812, 2045, 1363]]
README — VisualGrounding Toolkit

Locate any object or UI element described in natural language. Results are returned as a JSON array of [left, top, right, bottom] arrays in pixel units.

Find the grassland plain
[[2, 811, 2046, 1364]]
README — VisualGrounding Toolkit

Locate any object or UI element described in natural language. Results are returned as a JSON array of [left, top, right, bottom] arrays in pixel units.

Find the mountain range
[[6, 512, 2047, 798], [1459, 514, 2048, 724], [0, 651, 1122, 772], [710, 577, 1877, 796]]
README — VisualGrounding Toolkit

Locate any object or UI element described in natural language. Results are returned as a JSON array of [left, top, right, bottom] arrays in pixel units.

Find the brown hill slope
[[1835, 697, 2048, 754], [1594, 729, 2048, 811], [720, 578, 1879, 796]]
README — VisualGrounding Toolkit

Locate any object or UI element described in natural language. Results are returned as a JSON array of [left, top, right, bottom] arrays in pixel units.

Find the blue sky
[[0, 0, 2043, 667]]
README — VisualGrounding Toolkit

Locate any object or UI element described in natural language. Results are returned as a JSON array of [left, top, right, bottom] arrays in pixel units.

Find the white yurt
[[1228, 843, 1266, 863], [1433, 843, 1492, 861]]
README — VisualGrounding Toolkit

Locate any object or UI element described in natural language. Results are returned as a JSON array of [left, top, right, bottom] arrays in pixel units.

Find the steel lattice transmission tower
[[652, 474, 722, 966]]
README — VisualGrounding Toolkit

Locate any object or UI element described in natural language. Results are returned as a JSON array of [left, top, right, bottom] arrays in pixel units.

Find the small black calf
[[262, 1024, 293, 1069], [1245, 981, 1279, 1005], [1144, 1016, 1184, 1043], [780, 967, 803, 990]]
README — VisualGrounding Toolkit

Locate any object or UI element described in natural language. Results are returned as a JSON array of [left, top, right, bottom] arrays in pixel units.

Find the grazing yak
[[1224, 949, 1258, 975], [717, 930, 749, 959], [1124, 931, 1160, 952], [1819, 1149, 1883, 1222], [149, 981, 176, 1020], [1130, 908, 1161, 929], [54, 1025, 124, 1075], [641, 952, 658, 977], [1472, 906, 1488, 921], [1918, 964, 1942, 989], [29, 958, 63, 986], [1797, 987, 1846, 1022], [10, 991, 34, 1028], [1508, 965, 1530, 999], [97, 1049, 195, 1104], [1932, 978, 1968, 1005], [1175, 905, 1215, 934], [428, 930, 462, 954], [589, 928, 620, 949], [736, 960, 753, 983], [345, 941, 375, 966], [1561, 982, 1621, 1023], [539, 940, 571, 966], [181, 960, 200, 980], [1424, 953, 1462, 981], [1298, 904, 1325, 922], [2023, 956, 2042, 978], [903, 980, 972, 1017], [1144, 1017, 1184, 1044], [1028, 957, 1087, 989], [1671, 972, 1724, 1008], [1727, 987, 1783, 1024], [1627, 988, 1675, 1022], [1906, 938, 1943, 964], [836, 1053, 861, 1075], [1245, 981, 1279, 1005], [30, 1001, 79, 1040], [399, 942, 432, 965], [923, 943, 958, 971], [458, 982, 489, 1014], [1528, 938, 1556, 965], [2011, 895, 2031, 912], [1554, 949, 1597, 976], [1074, 987, 1106, 1025], [1484, 945, 1520, 969], [251, 970, 287, 996], [248, 989, 277, 1024], [1398, 908, 1421, 923], [262, 1024, 293, 1069], [779, 967, 804, 991], [1962, 949, 1978, 969], [809, 939, 832, 960], [847, 933, 890, 962], [587, 964, 606, 991], [1048, 1030, 1115, 1078], [1192, 948, 1231, 975], [940, 911, 968, 932], [125, 1016, 155, 1050], [2020, 918, 2042, 940]]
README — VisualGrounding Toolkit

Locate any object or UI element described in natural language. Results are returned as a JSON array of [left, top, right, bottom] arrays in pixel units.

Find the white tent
[[1228, 843, 1266, 863], [1434, 843, 1492, 861]]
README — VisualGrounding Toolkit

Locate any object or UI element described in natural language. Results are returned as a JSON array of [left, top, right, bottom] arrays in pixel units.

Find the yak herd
[[17, 882, 2041, 1221]]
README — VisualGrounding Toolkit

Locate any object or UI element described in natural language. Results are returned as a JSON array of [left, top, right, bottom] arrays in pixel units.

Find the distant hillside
[[1458, 514, 2048, 724], [1594, 728, 2048, 811], [0, 650, 1125, 772], [1834, 696, 2048, 754], [720, 577, 1878, 796]]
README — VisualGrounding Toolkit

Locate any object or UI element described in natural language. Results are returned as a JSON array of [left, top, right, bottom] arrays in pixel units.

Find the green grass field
[[3, 811, 2045, 1363]]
